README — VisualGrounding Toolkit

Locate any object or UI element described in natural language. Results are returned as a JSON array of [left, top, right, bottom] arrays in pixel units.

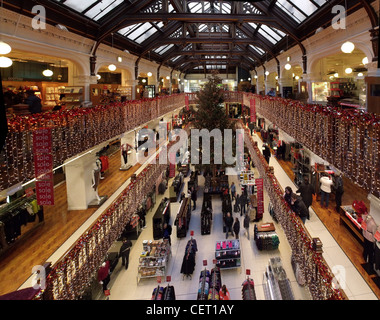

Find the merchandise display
[[254, 223, 280, 251], [180, 238, 198, 279], [138, 240, 171, 283], [215, 239, 241, 269], [152, 198, 170, 240], [242, 277, 257, 300], [201, 193, 213, 235], [151, 284, 176, 300], [175, 196, 191, 238]]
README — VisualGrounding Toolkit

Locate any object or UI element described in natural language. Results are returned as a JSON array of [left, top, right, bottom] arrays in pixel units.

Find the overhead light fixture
[[265, 71, 269, 76], [329, 76, 334, 80], [254, 75, 258, 79], [117, 56, 122, 63], [345, 67, 353, 74], [108, 64, 116, 71], [285, 56, 292, 70], [295, 75, 300, 80], [275, 76, 278, 80], [147, 72, 152, 77], [341, 41, 355, 53], [166, 76, 170, 80], [142, 79, 147, 83], [42, 69, 53, 77], [0, 41, 11, 55], [334, 73, 339, 78], [357, 72, 364, 77], [362, 57, 369, 65], [248, 77, 251, 81], [0, 56, 12, 68], [96, 74, 101, 80]]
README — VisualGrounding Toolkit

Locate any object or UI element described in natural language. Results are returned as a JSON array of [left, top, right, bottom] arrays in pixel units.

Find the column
[[72, 74, 98, 106]]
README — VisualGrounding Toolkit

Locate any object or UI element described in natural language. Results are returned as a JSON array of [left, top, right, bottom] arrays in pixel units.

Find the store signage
[[36, 180, 54, 206], [203, 260, 207, 266], [166, 276, 171, 282], [250, 99, 256, 123], [157, 276, 162, 283], [169, 152, 176, 178], [246, 269, 251, 275], [33, 128, 54, 206], [256, 178, 264, 218]]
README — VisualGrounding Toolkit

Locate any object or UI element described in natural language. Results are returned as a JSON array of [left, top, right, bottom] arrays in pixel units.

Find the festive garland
[[1, 94, 186, 192], [237, 120, 345, 300], [244, 93, 380, 199]]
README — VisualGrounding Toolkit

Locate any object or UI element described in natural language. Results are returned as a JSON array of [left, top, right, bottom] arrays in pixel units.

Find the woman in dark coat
[[233, 217, 240, 239], [296, 177, 314, 218]]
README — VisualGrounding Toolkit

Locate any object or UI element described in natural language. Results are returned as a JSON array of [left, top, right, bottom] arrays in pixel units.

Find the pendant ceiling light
[[42, 69, 53, 77], [108, 64, 116, 71], [341, 41, 355, 53], [147, 72, 152, 77], [345, 67, 353, 74], [0, 56, 12, 68], [0, 41, 11, 55], [362, 57, 369, 65]]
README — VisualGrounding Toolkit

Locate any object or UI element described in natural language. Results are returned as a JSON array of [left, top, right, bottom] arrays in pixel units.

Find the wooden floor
[[0, 150, 141, 296], [277, 158, 380, 299]]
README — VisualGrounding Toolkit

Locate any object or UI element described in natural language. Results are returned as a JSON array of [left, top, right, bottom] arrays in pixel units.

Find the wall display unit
[[152, 198, 170, 240], [169, 173, 184, 202], [137, 240, 171, 283], [215, 239, 241, 269], [59, 86, 84, 108], [174, 197, 191, 238]]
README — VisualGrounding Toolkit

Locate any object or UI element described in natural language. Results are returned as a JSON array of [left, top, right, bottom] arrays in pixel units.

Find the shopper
[[262, 143, 271, 164], [219, 285, 230, 300], [284, 186, 293, 207], [190, 187, 197, 210], [230, 182, 236, 201], [290, 193, 309, 224], [320, 173, 333, 208], [267, 88, 276, 97], [296, 176, 315, 217], [334, 173, 344, 212], [233, 217, 240, 239], [25, 90, 42, 114], [244, 213, 250, 239], [119, 238, 133, 270], [240, 188, 248, 216], [97, 261, 110, 292], [163, 223, 172, 245], [224, 212, 234, 239]]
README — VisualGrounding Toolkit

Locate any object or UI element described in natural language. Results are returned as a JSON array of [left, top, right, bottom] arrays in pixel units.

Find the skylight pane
[[134, 24, 159, 44], [190, 3, 202, 13], [275, 0, 305, 23], [221, 3, 231, 14], [249, 45, 265, 55], [291, 0, 318, 16], [127, 23, 154, 42], [85, 0, 124, 20], [260, 25, 283, 42], [118, 24, 141, 36], [154, 44, 174, 55], [60, 0, 94, 12]]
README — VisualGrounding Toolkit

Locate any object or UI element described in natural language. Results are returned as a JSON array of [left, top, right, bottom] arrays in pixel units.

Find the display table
[[254, 223, 279, 251], [137, 240, 171, 284], [339, 205, 364, 245], [215, 239, 241, 269]]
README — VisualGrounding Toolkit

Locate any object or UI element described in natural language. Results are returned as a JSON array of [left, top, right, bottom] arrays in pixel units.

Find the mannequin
[[92, 162, 101, 202], [362, 214, 378, 264], [121, 143, 132, 167]]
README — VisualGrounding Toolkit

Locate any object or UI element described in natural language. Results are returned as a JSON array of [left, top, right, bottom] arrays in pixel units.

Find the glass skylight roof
[[275, 0, 327, 23], [154, 44, 175, 55]]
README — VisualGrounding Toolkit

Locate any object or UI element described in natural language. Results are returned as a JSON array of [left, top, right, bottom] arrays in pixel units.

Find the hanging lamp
[[0, 56, 12, 68]]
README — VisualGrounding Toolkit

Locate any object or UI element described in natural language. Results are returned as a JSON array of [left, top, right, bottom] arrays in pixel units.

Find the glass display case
[[312, 82, 330, 102]]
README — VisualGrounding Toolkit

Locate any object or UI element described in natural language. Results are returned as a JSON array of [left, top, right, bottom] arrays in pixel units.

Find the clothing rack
[[175, 197, 191, 238], [208, 267, 222, 300], [197, 268, 210, 300], [181, 238, 197, 279], [242, 277, 257, 300], [201, 193, 212, 235]]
